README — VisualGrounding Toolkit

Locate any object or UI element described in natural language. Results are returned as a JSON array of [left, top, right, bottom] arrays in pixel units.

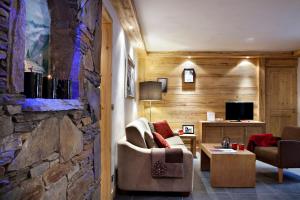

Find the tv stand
[[199, 121, 266, 144]]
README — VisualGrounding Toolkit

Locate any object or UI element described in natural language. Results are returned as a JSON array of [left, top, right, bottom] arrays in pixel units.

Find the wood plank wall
[[138, 56, 260, 141]]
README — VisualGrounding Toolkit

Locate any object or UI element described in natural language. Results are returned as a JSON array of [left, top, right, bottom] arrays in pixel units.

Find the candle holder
[[42, 75, 57, 99], [56, 79, 72, 99], [24, 72, 43, 98]]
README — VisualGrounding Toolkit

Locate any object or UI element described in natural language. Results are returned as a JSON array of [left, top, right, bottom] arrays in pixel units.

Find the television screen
[[225, 102, 254, 121]]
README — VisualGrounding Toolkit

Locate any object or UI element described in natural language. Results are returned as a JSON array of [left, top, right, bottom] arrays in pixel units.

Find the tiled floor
[[115, 152, 300, 200]]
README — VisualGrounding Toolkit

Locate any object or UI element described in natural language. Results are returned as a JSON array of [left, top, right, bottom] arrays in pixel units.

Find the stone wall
[[0, 0, 10, 93], [0, 107, 100, 200], [0, 0, 102, 199]]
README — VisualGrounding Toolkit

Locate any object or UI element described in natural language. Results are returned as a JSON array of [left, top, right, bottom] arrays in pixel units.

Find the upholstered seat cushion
[[254, 147, 279, 166], [166, 136, 185, 146], [170, 144, 188, 152]]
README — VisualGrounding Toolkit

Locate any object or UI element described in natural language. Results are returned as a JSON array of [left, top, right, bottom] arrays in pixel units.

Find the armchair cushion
[[254, 147, 278, 167], [247, 133, 278, 152], [153, 120, 174, 139]]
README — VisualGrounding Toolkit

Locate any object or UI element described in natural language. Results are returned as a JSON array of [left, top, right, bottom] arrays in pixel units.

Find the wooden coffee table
[[200, 143, 256, 187]]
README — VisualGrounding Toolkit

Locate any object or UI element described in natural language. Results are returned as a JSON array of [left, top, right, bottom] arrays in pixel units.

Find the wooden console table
[[179, 134, 196, 157], [199, 121, 266, 144]]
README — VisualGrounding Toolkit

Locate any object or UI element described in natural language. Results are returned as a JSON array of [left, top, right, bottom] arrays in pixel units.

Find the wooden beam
[[101, 7, 113, 200], [146, 51, 296, 58], [294, 50, 300, 57], [258, 58, 266, 122], [110, 0, 145, 50]]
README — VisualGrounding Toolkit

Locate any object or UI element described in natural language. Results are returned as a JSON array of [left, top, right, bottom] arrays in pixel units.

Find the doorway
[[100, 6, 112, 200], [265, 64, 297, 136]]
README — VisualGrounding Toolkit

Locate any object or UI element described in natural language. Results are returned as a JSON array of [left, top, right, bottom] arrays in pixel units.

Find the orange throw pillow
[[153, 120, 174, 139], [153, 132, 170, 148]]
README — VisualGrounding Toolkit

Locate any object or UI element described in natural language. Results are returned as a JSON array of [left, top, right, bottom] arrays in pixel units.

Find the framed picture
[[157, 78, 168, 93], [182, 125, 194, 134], [125, 56, 135, 98], [183, 68, 195, 83]]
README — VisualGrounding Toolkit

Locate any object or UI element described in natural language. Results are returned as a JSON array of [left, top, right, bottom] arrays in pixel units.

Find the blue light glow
[[70, 24, 82, 99]]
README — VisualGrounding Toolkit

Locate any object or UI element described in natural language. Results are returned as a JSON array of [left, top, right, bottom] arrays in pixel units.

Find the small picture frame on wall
[[183, 68, 195, 83], [182, 125, 194, 134], [157, 78, 168, 93], [125, 56, 135, 98]]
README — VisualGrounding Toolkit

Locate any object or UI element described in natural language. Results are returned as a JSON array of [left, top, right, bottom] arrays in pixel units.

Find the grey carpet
[[115, 152, 300, 200]]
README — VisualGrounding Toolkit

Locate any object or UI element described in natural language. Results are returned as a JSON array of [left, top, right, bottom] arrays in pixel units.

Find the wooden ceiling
[[110, 0, 145, 50], [109, 0, 300, 58]]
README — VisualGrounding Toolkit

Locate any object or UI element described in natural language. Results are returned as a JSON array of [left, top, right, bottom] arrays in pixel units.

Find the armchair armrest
[[278, 140, 300, 168]]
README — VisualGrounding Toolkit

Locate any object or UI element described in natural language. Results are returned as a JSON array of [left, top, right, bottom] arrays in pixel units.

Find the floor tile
[[133, 195, 182, 200], [115, 154, 300, 200], [114, 194, 133, 200]]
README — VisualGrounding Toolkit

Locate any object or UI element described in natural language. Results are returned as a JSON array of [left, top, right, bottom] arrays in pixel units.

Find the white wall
[[102, 0, 138, 194], [297, 58, 300, 126]]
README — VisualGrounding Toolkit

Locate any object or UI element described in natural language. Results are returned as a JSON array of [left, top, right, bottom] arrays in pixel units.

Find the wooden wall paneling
[[265, 58, 297, 136], [137, 55, 146, 118], [138, 56, 260, 142], [294, 50, 300, 57], [138, 53, 298, 141]]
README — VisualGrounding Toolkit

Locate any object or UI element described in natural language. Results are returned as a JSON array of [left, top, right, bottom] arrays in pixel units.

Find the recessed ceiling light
[[187, 56, 191, 59], [246, 56, 250, 59], [245, 37, 255, 43]]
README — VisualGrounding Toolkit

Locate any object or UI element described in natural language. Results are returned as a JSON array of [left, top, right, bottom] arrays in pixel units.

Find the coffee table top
[[200, 143, 255, 158]]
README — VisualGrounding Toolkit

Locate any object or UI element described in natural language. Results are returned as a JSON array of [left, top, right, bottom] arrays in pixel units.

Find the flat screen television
[[225, 102, 254, 121]]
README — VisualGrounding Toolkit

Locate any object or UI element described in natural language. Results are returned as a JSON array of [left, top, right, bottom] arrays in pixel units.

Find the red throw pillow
[[153, 132, 170, 148], [153, 120, 174, 139]]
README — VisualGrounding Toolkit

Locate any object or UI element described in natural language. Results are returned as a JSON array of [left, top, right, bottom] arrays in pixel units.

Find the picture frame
[[183, 68, 195, 83], [157, 78, 168, 93], [182, 125, 194, 134], [125, 56, 135, 98]]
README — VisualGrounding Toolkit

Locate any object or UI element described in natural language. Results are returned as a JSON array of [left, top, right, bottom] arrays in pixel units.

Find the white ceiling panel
[[134, 0, 300, 51]]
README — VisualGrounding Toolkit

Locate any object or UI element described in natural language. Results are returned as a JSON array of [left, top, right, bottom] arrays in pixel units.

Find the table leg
[[191, 138, 196, 157], [200, 149, 210, 171]]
